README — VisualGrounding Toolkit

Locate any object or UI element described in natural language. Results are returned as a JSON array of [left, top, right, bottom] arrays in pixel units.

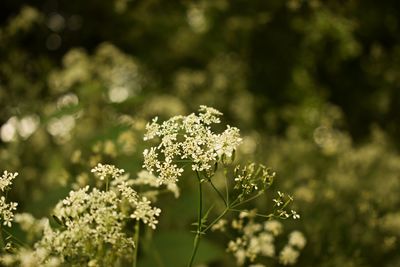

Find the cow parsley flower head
[[288, 230, 306, 249], [264, 220, 283, 236], [226, 213, 278, 266], [223, 210, 305, 266], [0, 170, 18, 227], [32, 165, 161, 266], [143, 106, 242, 185], [130, 196, 161, 229], [91, 163, 125, 180], [0, 196, 18, 227], [279, 245, 299, 265], [0, 171, 18, 192]]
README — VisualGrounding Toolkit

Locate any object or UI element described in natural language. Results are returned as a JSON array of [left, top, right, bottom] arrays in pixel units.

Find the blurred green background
[[1, 0, 400, 266]]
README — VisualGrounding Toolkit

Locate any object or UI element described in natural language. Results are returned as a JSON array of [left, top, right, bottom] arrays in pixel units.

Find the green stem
[[208, 179, 227, 207], [1, 228, 27, 248], [188, 234, 200, 267], [231, 191, 264, 208], [202, 207, 230, 233], [228, 208, 274, 219], [223, 168, 230, 206], [133, 220, 140, 267], [188, 171, 203, 267], [0, 225, 4, 250]]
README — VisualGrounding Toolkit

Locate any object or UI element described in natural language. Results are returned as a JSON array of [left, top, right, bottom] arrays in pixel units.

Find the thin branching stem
[[202, 207, 230, 233], [230, 191, 264, 208], [223, 168, 230, 206], [228, 208, 274, 219], [187, 171, 203, 267], [208, 178, 228, 207], [132, 220, 140, 267]]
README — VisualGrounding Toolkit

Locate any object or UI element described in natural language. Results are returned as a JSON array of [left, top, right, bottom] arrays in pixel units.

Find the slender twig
[[228, 208, 274, 219], [132, 220, 140, 267], [202, 207, 230, 233], [208, 179, 227, 207], [1, 228, 28, 248], [230, 191, 264, 208], [187, 171, 203, 267], [0, 225, 4, 249], [223, 168, 230, 206]]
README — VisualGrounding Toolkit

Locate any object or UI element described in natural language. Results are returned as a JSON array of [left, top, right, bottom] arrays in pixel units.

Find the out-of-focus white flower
[[288, 231, 306, 249], [279, 245, 300, 265], [264, 220, 283, 236]]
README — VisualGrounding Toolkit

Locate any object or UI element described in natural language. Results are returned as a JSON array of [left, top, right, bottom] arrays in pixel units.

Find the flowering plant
[[0, 106, 301, 267]]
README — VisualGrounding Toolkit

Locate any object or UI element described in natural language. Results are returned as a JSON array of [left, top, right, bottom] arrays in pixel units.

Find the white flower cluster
[[143, 106, 242, 184], [0, 171, 18, 227], [226, 211, 279, 266], [91, 163, 125, 180], [14, 213, 48, 242], [41, 187, 135, 266], [0, 196, 18, 227], [0, 247, 62, 267], [0, 171, 18, 191], [222, 210, 306, 266], [278, 230, 306, 265], [131, 196, 161, 229], [116, 179, 162, 229], [24, 164, 162, 266]]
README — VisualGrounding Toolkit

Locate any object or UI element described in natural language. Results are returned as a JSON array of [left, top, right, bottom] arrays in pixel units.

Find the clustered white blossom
[[12, 164, 162, 266], [131, 196, 161, 229], [278, 230, 306, 265], [226, 211, 279, 266], [91, 163, 125, 180], [116, 178, 162, 229], [0, 171, 18, 191], [14, 213, 48, 242], [0, 171, 18, 227], [221, 210, 306, 266], [0, 196, 18, 227], [0, 247, 62, 267], [143, 106, 242, 184], [288, 230, 307, 249], [39, 187, 135, 266]]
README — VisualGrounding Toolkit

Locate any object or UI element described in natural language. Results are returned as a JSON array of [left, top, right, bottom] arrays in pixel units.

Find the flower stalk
[[187, 171, 203, 267]]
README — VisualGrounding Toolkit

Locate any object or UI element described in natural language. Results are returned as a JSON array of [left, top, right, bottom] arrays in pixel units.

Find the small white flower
[[288, 231, 306, 249], [279, 245, 300, 265], [291, 210, 300, 219], [264, 220, 283, 236], [91, 163, 125, 180], [0, 171, 18, 192]]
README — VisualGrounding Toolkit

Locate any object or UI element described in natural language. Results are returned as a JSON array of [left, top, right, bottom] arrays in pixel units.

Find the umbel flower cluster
[[0, 164, 162, 267], [143, 105, 242, 184], [0, 171, 18, 227], [216, 210, 306, 266]]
